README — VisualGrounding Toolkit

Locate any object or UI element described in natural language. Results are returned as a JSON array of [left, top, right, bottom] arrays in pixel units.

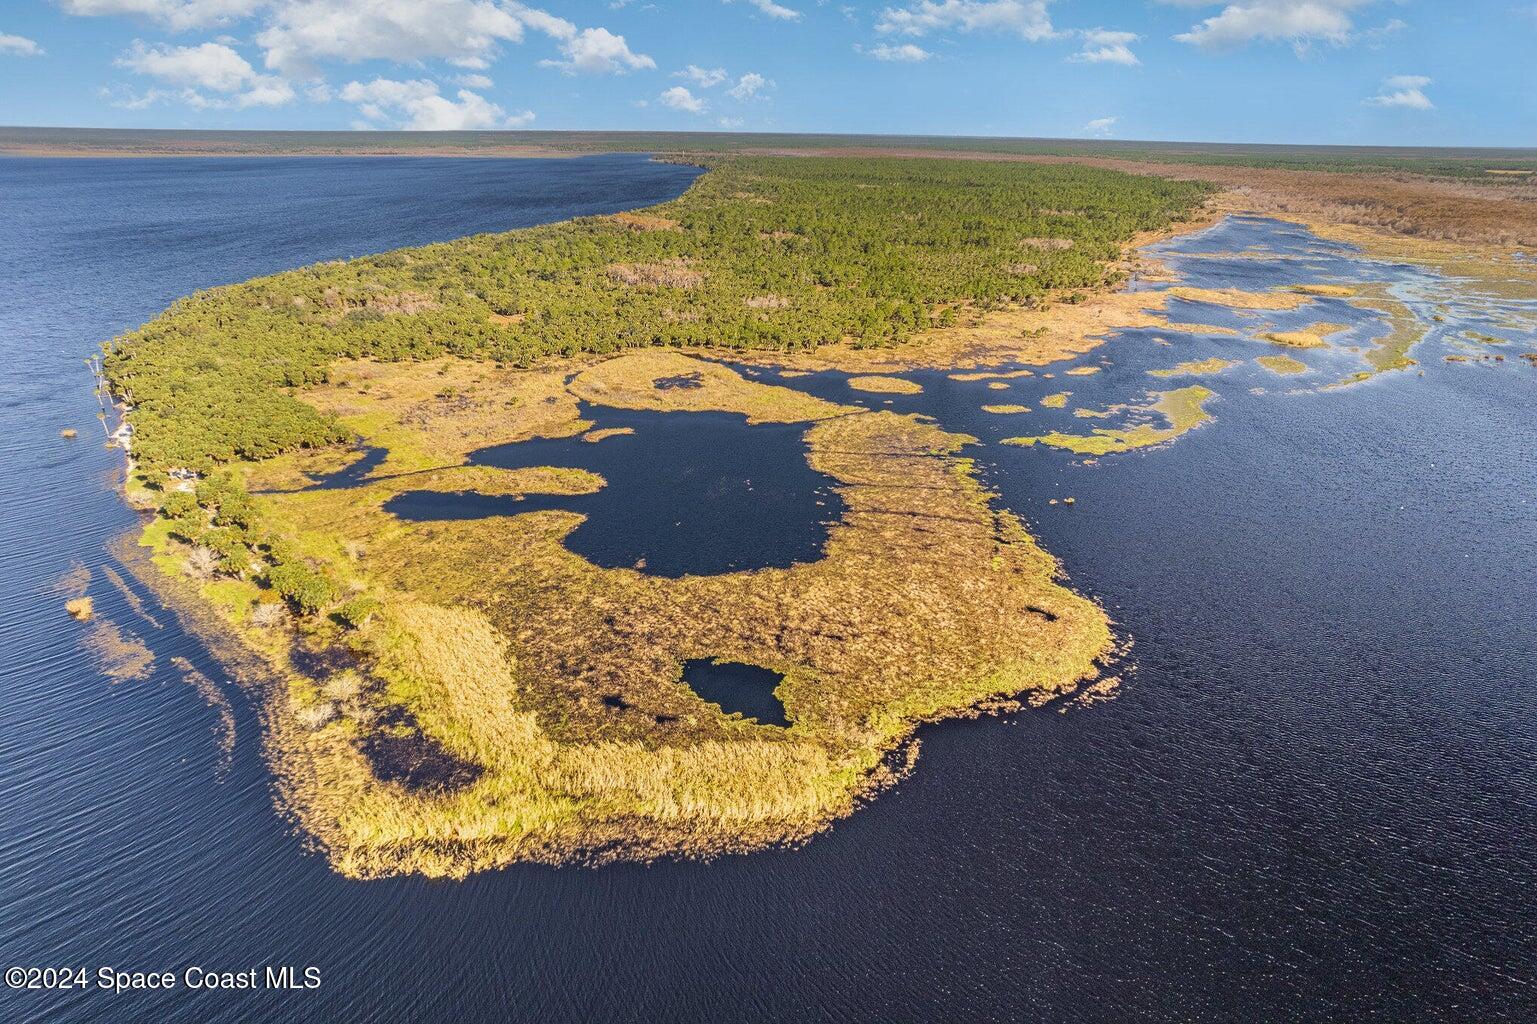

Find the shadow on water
[[680, 659, 789, 727], [384, 402, 847, 578]]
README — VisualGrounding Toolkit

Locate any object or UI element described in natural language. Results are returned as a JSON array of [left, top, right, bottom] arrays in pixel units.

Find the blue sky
[[0, 1, 1532, 146]]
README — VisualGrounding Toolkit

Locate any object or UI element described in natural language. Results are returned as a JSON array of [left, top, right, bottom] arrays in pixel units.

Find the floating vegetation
[[948, 369, 1034, 381], [1040, 392, 1071, 408], [1003, 386, 1217, 456], [847, 375, 922, 394], [82, 618, 154, 682], [1064, 366, 1102, 376], [1167, 286, 1311, 310], [1147, 357, 1240, 378], [986, 381, 1011, 390], [1290, 283, 1358, 297], [1259, 323, 1351, 349], [65, 596, 94, 621], [172, 656, 236, 779], [981, 404, 1030, 414], [60, 427, 78, 438], [1257, 355, 1309, 375], [581, 427, 635, 443], [102, 562, 162, 629]]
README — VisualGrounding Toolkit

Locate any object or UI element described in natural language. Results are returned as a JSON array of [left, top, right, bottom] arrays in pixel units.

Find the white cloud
[[1173, 1, 1374, 52], [341, 76, 533, 128], [857, 42, 931, 61], [725, 0, 802, 21], [726, 71, 770, 99], [455, 72, 493, 89], [540, 26, 654, 74], [676, 64, 728, 87], [255, 1, 649, 78], [115, 40, 295, 107], [1070, 28, 1139, 65], [1367, 74, 1433, 109], [1081, 115, 1117, 137], [0, 33, 44, 57], [876, 0, 1056, 40], [718, 115, 744, 127], [256, 0, 527, 76], [60, 0, 264, 32], [659, 84, 706, 113]]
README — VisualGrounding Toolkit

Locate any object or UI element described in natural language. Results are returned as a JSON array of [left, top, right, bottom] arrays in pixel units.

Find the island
[[101, 148, 1537, 878]]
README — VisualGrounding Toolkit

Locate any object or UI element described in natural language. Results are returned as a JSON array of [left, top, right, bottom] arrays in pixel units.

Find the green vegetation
[[1257, 355, 1309, 375], [105, 156, 1208, 473], [1147, 357, 1240, 378], [1004, 386, 1217, 455]]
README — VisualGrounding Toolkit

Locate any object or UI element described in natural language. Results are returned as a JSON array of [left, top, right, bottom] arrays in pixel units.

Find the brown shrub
[[605, 260, 705, 289]]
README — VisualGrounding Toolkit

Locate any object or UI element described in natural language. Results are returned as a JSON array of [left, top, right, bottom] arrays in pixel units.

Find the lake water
[[2, 156, 1535, 1023]]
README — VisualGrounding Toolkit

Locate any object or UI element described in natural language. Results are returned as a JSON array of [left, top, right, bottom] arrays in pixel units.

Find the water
[[679, 660, 790, 727], [383, 403, 845, 577], [1, 158, 1534, 1023]]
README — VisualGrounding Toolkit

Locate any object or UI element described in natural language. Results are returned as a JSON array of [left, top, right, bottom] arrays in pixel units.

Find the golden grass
[[1003, 385, 1216, 456], [1258, 323, 1351, 349], [1168, 287, 1312, 311], [981, 404, 1030, 414], [65, 596, 94, 621], [847, 375, 922, 394], [174, 352, 1113, 877], [1147, 357, 1240, 378], [1040, 392, 1071, 409], [1256, 355, 1309, 375]]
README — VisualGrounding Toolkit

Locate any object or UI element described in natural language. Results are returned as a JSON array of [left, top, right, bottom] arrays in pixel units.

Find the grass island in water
[[103, 152, 1536, 878]]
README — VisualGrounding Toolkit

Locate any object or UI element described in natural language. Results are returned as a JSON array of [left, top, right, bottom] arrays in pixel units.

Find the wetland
[[7, 151, 1537, 1022]]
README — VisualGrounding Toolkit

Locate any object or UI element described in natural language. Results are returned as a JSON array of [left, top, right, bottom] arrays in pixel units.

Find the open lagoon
[[2, 155, 1534, 1022]]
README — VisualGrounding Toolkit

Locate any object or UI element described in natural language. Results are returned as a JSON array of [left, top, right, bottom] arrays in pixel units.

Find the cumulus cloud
[[1071, 28, 1139, 65], [857, 42, 931, 61], [252, 1, 649, 78], [659, 84, 706, 113], [675, 64, 728, 87], [341, 76, 533, 128], [1173, 0, 1375, 52], [726, 71, 770, 99], [455, 72, 493, 89], [0, 33, 44, 57], [256, 0, 526, 76], [1081, 115, 1117, 137], [540, 26, 654, 74], [724, 0, 802, 22], [115, 39, 295, 106], [876, 0, 1055, 40], [60, 0, 264, 32], [1367, 74, 1433, 109]]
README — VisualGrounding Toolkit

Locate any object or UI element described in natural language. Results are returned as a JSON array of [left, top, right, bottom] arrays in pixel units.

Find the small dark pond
[[384, 402, 845, 578], [680, 659, 790, 726]]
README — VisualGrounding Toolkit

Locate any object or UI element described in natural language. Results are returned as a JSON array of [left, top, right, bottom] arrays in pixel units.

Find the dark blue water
[[2, 159, 1534, 1024], [384, 403, 845, 577], [680, 660, 790, 727]]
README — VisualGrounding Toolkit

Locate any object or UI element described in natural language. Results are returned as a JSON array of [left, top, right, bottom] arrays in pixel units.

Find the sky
[[0, 1, 1533, 147]]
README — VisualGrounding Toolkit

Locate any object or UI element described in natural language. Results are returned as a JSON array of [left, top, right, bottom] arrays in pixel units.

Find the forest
[[104, 155, 1209, 473]]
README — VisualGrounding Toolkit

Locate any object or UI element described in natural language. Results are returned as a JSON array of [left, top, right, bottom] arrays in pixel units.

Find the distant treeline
[[105, 155, 1209, 471], [9, 127, 1537, 180]]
